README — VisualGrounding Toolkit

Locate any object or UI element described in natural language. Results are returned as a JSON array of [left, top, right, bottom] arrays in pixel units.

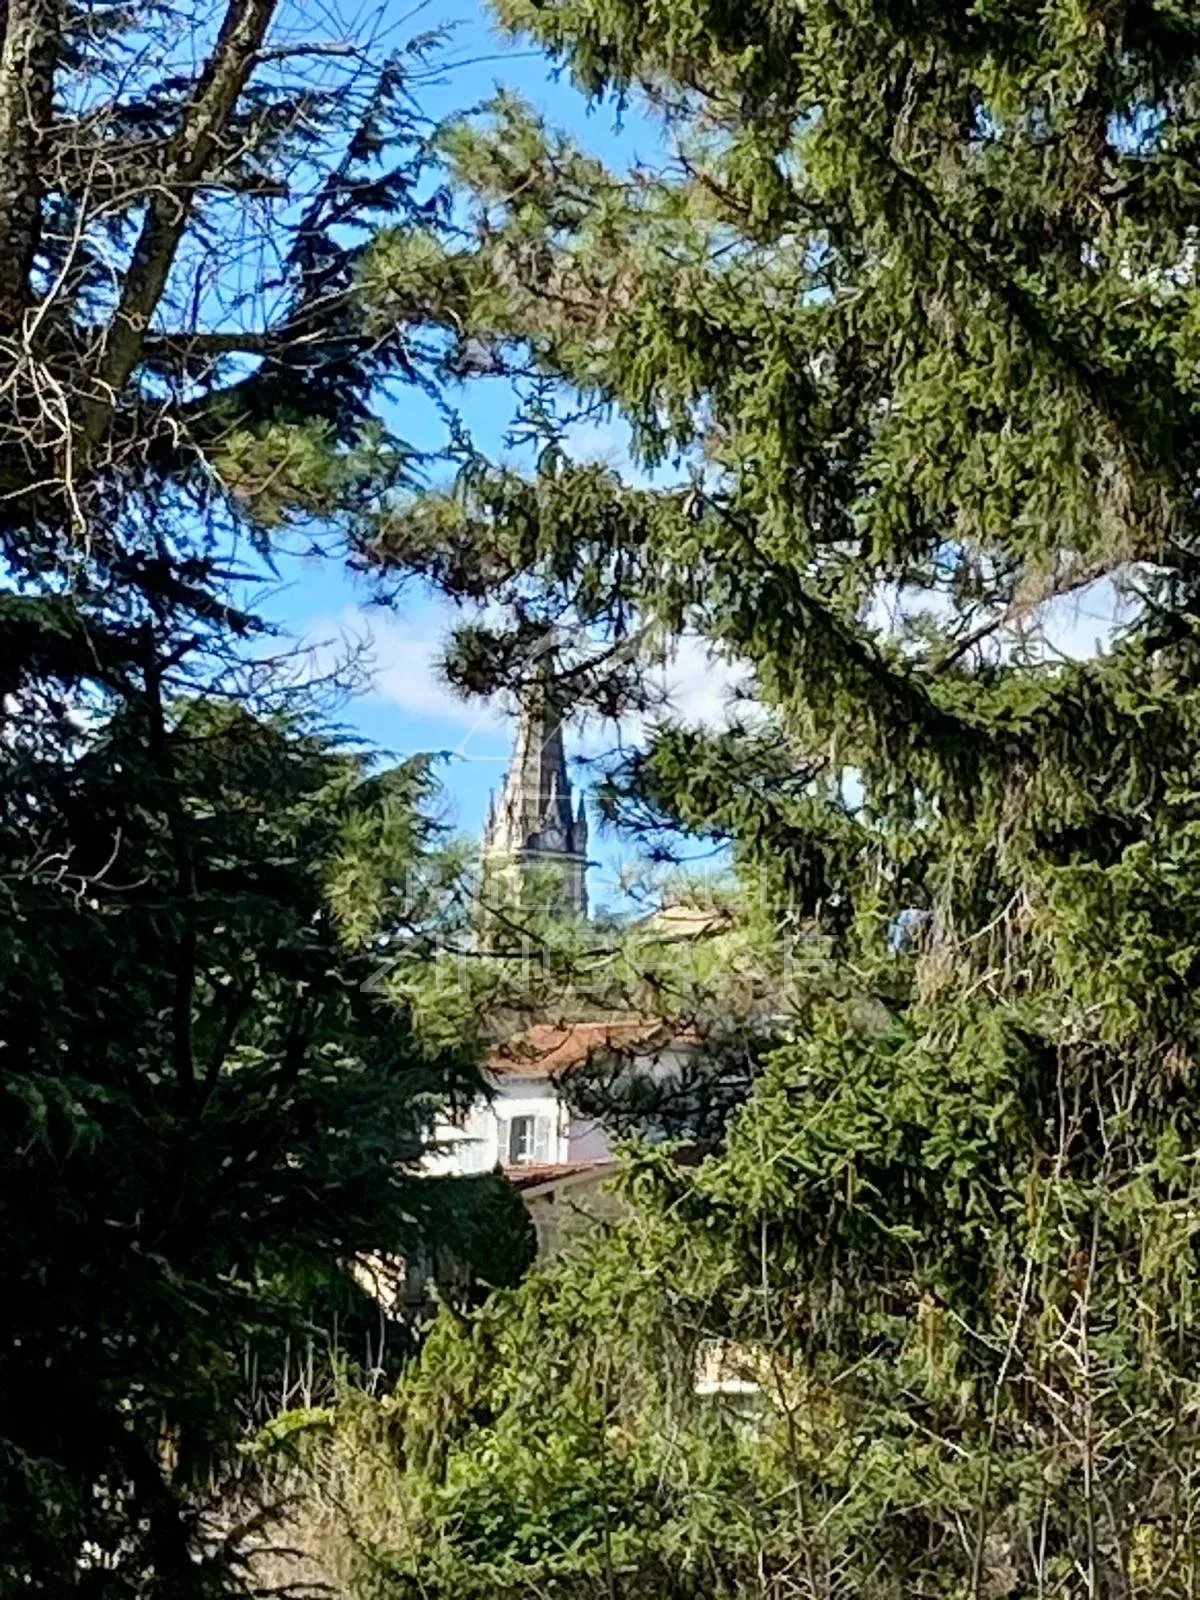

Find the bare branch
[[81, 0, 280, 450]]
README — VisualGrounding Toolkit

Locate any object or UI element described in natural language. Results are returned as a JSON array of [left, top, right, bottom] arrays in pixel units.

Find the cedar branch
[[80, 0, 279, 451]]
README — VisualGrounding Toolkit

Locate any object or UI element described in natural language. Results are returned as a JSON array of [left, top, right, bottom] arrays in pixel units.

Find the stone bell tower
[[482, 670, 589, 918]]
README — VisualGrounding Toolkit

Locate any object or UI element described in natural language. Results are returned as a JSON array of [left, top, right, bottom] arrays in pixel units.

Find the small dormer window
[[508, 1114, 551, 1165]]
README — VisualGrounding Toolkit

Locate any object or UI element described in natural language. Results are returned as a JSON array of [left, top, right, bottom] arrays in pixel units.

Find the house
[[369, 686, 760, 1402], [425, 1016, 696, 1257]]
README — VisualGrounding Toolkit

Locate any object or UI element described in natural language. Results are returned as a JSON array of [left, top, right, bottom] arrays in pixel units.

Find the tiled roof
[[504, 1159, 615, 1193], [487, 1017, 691, 1079]]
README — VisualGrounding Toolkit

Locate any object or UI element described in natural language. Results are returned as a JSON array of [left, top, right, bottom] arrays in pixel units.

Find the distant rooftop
[[503, 1159, 616, 1194], [487, 1017, 700, 1079]]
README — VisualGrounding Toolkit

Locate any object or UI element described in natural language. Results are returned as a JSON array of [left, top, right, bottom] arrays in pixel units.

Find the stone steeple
[[483, 670, 589, 917]]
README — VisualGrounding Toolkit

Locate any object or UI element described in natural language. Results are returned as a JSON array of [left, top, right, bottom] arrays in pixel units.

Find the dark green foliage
[[0, 0, 521, 723], [302, 993, 1200, 1599], [287, 0, 1200, 1595], [0, 695, 520, 1594], [0, 8, 558, 1585]]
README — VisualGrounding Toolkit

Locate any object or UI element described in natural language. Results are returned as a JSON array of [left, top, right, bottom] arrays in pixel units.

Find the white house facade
[[424, 1018, 694, 1258]]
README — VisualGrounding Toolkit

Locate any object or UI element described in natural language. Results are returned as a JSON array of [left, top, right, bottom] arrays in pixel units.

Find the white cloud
[[300, 600, 755, 786], [573, 634, 754, 759], [1037, 576, 1134, 660], [657, 635, 753, 726], [868, 572, 1135, 665], [561, 414, 693, 491], [561, 416, 646, 484], [301, 602, 504, 736], [374, 613, 505, 734]]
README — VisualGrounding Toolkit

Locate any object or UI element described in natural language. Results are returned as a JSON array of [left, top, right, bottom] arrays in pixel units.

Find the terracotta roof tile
[[504, 1159, 615, 1192], [487, 1018, 692, 1079]]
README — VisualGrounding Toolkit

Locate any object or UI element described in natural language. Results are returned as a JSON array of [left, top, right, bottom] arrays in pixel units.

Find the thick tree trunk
[[0, 0, 61, 330], [81, 0, 279, 451]]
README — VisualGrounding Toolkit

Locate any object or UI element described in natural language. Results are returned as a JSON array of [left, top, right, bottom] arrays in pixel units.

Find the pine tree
[[0, 0, 490, 707], [0, 692, 540, 1594], [0, 4, 544, 1588], [306, 4, 1200, 1595]]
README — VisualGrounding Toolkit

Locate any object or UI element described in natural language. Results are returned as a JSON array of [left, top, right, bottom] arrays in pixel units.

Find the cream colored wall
[[423, 1073, 571, 1176], [423, 1043, 694, 1179]]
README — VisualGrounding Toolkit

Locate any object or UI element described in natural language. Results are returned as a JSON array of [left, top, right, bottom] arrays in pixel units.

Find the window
[[508, 1113, 551, 1165]]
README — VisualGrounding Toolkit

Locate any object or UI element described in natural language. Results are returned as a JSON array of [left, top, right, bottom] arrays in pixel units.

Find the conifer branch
[[81, 0, 280, 451]]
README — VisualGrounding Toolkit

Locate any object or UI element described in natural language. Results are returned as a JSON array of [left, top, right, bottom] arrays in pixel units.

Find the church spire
[[483, 664, 588, 917]]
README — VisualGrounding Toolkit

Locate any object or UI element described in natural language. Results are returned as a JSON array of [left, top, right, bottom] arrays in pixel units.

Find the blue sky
[[256, 0, 745, 907], [259, 1, 1129, 909], [254, 0, 1126, 915]]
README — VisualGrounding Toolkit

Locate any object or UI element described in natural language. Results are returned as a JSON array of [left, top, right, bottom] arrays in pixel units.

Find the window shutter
[[533, 1115, 552, 1163]]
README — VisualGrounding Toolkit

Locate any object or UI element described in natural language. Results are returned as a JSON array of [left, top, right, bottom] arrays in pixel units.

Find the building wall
[[423, 1044, 694, 1179], [424, 1074, 575, 1176], [566, 1116, 610, 1161]]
